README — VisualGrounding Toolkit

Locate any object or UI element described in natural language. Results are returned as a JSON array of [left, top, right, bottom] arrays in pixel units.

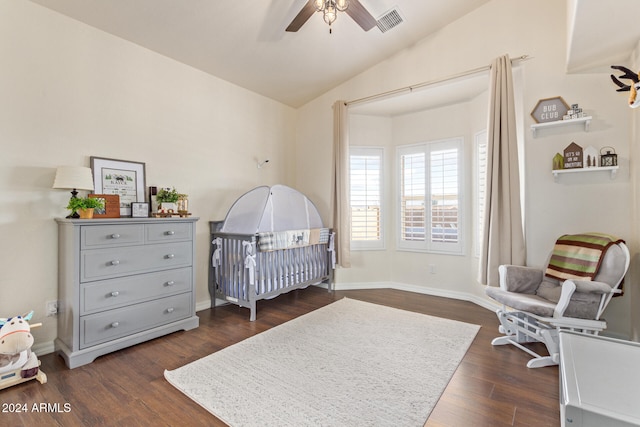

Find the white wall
[[295, 0, 635, 338], [0, 0, 296, 351]]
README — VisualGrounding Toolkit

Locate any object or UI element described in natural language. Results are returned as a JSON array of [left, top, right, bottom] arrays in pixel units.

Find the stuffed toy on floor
[[0, 311, 47, 389]]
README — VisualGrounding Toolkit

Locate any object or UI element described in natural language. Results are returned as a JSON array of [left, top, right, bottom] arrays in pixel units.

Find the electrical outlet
[[429, 264, 436, 274], [46, 300, 59, 317]]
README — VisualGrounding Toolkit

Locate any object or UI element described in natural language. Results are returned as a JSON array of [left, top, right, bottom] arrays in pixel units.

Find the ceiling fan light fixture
[[336, 0, 349, 12], [323, 5, 337, 25], [286, 0, 373, 33]]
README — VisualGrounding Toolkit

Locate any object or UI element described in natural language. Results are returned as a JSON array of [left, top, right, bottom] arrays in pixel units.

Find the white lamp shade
[[53, 166, 94, 191]]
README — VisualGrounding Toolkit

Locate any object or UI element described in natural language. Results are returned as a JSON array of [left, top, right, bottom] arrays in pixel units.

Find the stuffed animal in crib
[[611, 65, 640, 108], [0, 311, 43, 385]]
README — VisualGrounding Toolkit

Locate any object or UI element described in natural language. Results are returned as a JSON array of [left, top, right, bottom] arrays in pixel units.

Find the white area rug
[[165, 298, 480, 427]]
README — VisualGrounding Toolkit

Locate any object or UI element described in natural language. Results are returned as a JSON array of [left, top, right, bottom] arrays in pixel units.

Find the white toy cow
[[0, 311, 47, 389]]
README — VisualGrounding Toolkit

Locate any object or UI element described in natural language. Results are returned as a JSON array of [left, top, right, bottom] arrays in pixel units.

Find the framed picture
[[131, 202, 150, 218], [90, 157, 146, 217], [89, 194, 121, 218]]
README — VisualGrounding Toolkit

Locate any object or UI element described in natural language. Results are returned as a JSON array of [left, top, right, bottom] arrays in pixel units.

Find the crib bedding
[[257, 227, 330, 251]]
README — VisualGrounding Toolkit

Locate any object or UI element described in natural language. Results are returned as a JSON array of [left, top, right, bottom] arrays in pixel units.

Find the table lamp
[[53, 166, 95, 218]]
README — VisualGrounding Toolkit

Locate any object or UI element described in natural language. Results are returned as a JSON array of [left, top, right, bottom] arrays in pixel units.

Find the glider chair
[[485, 234, 630, 368]]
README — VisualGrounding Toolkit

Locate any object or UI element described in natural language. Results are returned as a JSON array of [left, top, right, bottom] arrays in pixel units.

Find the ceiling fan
[[286, 0, 377, 33]]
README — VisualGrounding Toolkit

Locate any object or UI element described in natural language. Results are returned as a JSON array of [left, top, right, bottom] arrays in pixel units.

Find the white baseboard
[[33, 341, 55, 358], [330, 281, 501, 313]]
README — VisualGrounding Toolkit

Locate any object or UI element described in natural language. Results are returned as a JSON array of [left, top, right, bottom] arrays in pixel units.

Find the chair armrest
[[498, 265, 543, 293], [554, 280, 577, 318], [571, 280, 614, 294]]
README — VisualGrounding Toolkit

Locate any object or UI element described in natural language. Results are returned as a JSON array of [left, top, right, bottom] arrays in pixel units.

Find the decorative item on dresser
[[156, 187, 180, 213], [90, 157, 146, 217], [153, 187, 192, 218], [52, 166, 95, 218], [89, 194, 121, 218], [65, 196, 105, 219], [55, 217, 199, 368]]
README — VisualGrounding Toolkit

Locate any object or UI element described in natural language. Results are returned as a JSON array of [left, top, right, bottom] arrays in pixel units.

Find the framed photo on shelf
[[131, 202, 150, 218], [90, 157, 146, 217], [89, 194, 120, 218]]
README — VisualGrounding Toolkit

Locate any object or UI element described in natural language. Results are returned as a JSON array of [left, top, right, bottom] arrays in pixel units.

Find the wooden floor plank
[[0, 287, 560, 426]]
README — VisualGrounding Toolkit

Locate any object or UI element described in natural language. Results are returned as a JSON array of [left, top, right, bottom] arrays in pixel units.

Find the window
[[397, 138, 463, 254], [350, 147, 384, 250], [475, 130, 487, 257]]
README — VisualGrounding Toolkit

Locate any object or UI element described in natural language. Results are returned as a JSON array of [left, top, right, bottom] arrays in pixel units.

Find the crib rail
[[209, 227, 334, 320]]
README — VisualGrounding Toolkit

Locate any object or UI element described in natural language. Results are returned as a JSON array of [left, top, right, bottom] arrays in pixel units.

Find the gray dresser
[[55, 217, 199, 368]]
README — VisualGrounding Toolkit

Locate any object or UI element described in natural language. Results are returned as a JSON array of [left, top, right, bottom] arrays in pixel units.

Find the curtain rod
[[346, 54, 531, 107]]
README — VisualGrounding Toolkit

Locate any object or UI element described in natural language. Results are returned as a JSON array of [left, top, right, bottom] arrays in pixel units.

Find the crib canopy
[[220, 185, 325, 234]]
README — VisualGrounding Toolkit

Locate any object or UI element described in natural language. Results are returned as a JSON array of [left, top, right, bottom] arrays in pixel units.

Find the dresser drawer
[[81, 267, 192, 315], [81, 242, 192, 282], [80, 293, 192, 349], [81, 224, 145, 249], [146, 222, 192, 243]]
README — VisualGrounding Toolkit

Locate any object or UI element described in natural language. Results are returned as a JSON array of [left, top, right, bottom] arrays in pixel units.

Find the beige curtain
[[478, 55, 525, 286], [331, 100, 351, 268]]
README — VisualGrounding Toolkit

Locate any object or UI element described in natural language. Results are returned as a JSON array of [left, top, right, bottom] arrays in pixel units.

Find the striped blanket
[[545, 233, 624, 281]]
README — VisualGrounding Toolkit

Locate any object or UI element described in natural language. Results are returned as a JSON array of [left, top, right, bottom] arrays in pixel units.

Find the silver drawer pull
[[166, 307, 175, 313], [110, 233, 121, 239], [165, 281, 175, 287], [111, 322, 120, 328], [165, 230, 175, 236], [165, 254, 175, 259], [110, 291, 120, 297], [110, 260, 120, 266]]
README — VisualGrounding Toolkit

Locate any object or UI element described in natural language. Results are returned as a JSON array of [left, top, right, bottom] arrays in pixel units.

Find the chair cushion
[[535, 281, 602, 319], [486, 287, 556, 317]]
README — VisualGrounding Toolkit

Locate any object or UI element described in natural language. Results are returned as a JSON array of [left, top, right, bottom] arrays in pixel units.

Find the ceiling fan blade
[[286, 1, 316, 32], [346, 0, 377, 31]]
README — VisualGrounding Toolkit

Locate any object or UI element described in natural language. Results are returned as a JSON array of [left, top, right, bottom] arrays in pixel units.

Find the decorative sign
[[90, 157, 146, 217], [531, 96, 570, 123], [563, 142, 583, 169]]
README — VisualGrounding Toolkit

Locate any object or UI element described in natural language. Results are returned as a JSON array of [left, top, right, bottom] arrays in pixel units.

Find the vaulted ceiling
[[28, 0, 491, 107], [28, 0, 640, 110]]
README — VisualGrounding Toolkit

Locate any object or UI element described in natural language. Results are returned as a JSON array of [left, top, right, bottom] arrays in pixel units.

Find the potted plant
[[156, 187, 180, 212], [66, 196, 105, 219]]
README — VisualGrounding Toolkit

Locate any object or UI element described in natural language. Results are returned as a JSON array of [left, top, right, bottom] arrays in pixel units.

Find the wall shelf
[[552, 165, 618, 182], [531, 116, 592, 136]]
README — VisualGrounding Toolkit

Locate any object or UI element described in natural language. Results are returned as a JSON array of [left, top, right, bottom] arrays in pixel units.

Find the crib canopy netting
[[220, 185, 324, 234]]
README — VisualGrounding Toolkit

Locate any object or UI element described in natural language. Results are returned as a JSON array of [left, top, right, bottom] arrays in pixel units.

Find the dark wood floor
[[1, 287, 559, 426]]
